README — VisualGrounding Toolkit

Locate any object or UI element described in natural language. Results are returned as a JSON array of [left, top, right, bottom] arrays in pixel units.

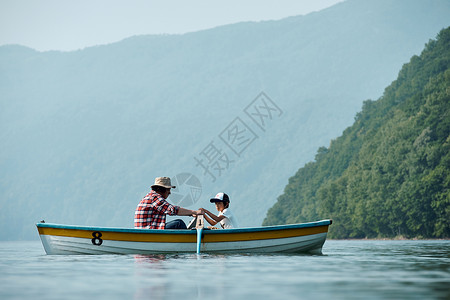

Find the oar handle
[[195, 214, 204, 229], [196, 215, 204, 254]]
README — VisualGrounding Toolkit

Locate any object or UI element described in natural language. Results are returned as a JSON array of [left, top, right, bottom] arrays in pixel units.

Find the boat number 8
[[91, 231, 103, 246]]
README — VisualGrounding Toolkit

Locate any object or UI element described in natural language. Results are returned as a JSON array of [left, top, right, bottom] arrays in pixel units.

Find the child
[[201, 193, 239, 229]]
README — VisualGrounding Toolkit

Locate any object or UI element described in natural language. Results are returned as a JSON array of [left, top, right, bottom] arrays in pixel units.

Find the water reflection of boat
[[36, 219, 332, 255]]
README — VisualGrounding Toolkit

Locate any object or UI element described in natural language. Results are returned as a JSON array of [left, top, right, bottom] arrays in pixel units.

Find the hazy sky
[[0, 0, 344, 51]]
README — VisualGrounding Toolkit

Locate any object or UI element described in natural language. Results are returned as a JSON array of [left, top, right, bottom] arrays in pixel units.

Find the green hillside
[[263, 27, 450, 239]]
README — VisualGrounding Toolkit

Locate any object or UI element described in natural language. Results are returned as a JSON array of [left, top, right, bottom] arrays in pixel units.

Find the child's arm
[[203, 210, 217, 226], [201, 208, 226, 226]]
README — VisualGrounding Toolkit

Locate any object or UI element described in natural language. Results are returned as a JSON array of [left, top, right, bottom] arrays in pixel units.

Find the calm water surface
[[0, 240, 448, 299]]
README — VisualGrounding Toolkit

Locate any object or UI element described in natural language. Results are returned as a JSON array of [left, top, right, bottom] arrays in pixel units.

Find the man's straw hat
[[151, 177, 176, 189]]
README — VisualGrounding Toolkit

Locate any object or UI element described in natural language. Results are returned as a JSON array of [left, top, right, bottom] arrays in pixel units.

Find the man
[[134, 177, 202, 229]]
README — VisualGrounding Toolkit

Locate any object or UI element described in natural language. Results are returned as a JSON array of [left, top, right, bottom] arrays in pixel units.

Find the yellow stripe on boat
[[37, 223, 329, 243]]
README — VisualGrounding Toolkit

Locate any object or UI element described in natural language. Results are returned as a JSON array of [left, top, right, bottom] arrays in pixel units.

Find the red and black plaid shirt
[[134, 190, 179, 229]]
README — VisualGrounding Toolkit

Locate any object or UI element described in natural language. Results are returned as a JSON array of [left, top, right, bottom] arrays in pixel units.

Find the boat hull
[[36, 220, 332, 255]]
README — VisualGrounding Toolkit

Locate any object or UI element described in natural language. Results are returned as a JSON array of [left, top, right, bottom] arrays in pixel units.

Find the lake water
[[0, 240, 448, 300]]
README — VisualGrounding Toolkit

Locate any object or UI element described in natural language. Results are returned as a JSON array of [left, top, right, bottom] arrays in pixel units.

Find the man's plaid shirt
[[134, 190, 179, 229]]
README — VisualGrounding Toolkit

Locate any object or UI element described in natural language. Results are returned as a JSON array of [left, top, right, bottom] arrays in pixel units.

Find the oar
[[196, 214, 205, 254]]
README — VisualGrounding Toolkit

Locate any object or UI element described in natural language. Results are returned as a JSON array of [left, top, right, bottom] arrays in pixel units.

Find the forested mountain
[[1, 0, 450, 240], [263, 27, 450, 239]]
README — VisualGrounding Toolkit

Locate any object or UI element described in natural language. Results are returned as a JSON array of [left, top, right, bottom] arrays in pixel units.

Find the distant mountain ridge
[[1, 0, 450, 240], [263, 27, 450, 238]]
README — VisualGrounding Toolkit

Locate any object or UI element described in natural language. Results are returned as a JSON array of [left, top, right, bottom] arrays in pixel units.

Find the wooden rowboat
[[36, 219, 332, 255]]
